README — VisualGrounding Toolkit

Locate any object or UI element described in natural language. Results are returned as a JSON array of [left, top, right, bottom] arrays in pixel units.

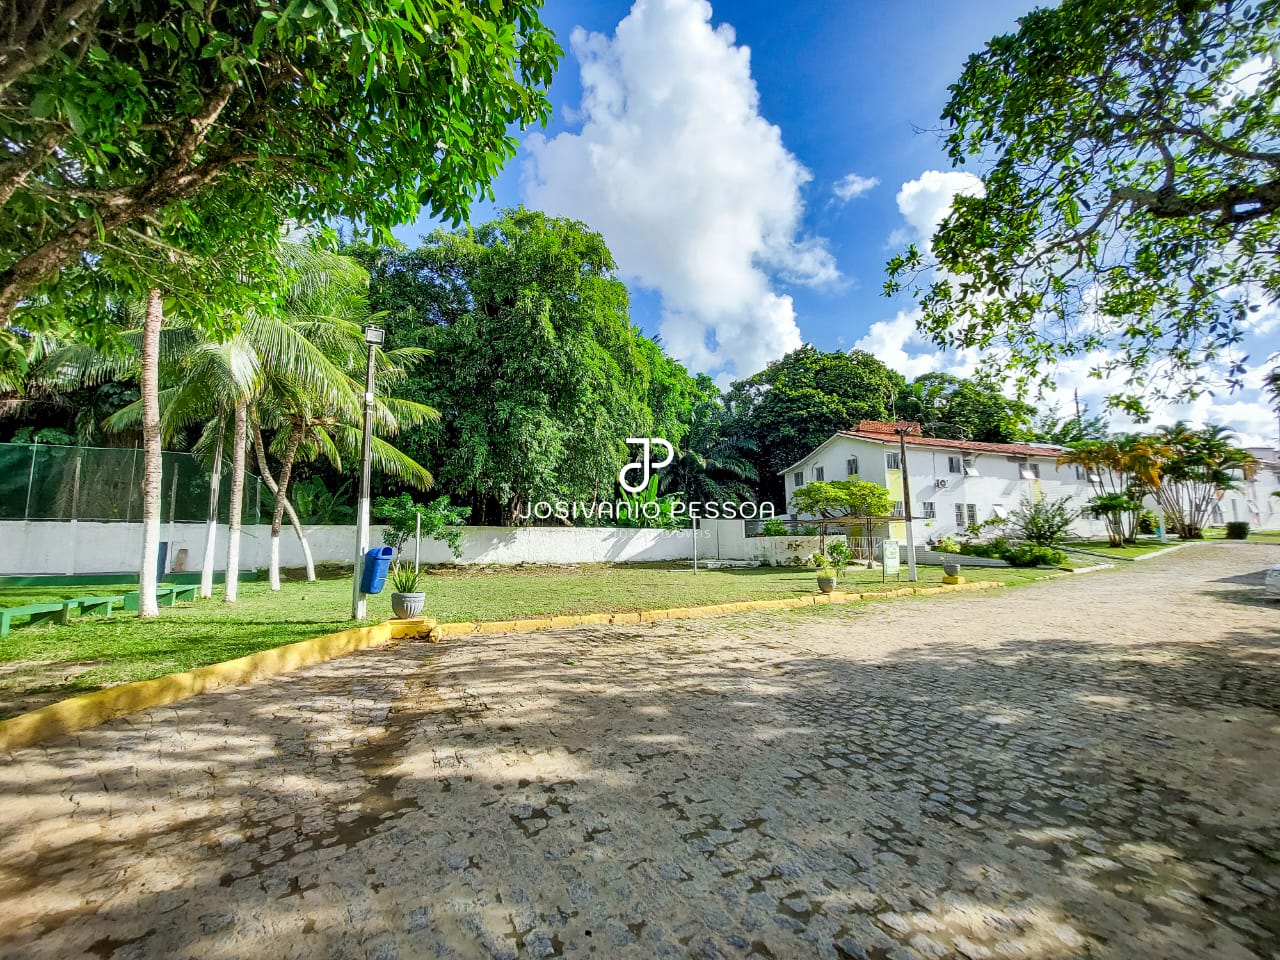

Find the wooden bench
[[0, 600, 77, 637]]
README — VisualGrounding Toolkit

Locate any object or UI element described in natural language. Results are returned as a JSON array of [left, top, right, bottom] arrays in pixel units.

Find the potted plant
[[389, 564, 426, 619], [809, 553, 837, 593]]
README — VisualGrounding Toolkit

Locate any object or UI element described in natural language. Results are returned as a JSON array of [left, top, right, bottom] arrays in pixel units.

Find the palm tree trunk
[[268, 424, 302, 591], [224, 400, 247, 602], [199, 417, 224, 599], [252, 423, 315, 584], [137, 289, 164, 619]]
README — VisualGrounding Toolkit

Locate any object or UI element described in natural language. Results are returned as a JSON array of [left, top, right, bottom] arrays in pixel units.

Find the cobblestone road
[[2, 544, 1279, 960]]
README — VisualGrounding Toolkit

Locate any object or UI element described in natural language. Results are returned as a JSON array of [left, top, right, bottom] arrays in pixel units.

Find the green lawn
[[1063, 529, 1280, 558], [0, 562, 1058, 717], [1062, 539, 1178, 559], [1203, 528, 1280, 543]]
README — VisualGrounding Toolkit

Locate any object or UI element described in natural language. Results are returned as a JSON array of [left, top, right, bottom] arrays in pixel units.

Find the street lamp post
[[351, 324, 384, 620], [894, 425, 919, 583]]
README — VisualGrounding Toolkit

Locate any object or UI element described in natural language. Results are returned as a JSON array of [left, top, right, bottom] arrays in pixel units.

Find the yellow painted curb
[[0, 619, 417, 754], [0, 577, 1012, 752]]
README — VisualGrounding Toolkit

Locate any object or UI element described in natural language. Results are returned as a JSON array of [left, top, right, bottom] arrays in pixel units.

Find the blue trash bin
[[360, 546, 395, 595]]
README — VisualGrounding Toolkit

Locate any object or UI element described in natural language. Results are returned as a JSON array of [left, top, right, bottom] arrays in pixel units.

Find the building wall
[[0, 521, 699, 576], [785, 436, 1280, 541]]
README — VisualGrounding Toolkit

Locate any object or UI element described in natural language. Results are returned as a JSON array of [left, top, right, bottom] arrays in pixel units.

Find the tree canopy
[[896, 372, 1033, 442], [0, 0, 560, 351], [725, 346, 905, 502], [790, 480, 893, 521], [886, 0, 1279, 412], [350, 209, 713, 524]]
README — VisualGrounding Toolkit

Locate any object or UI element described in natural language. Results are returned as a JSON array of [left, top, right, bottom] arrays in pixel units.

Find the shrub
[[374, 494, 471, 560], [1007, 495, 1079, 547], [761, 518, 788, 537], [960, 536, 1010, 560], [826, 540, 853, 575], [1004, 544, 1068, 567], [1225, 521, 1251, 540], [798, 524, 819, 536], [933, 535, 962, 554], [1137, 509, 1160, 535]]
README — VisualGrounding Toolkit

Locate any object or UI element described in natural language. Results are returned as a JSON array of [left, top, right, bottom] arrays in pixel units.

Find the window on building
[[1074, 466, 1086, 481], [846, 456, 859, 477], [1018, 461, 1040, 480], [922, 501, 936, 519], [962, 457, 980, 477], [891, 501, 905, 517], [814, 465, 824, 482], [954, 504, 965, 526], [886, 452, 901, 470], [793, 471, 803, 487], [948, 455, 963, 474], [966, 503, 978, 526], [1087, 470, 1101, 483]]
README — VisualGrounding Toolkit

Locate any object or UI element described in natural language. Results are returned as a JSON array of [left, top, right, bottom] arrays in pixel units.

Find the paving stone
[[1, 546, 1277, 960]]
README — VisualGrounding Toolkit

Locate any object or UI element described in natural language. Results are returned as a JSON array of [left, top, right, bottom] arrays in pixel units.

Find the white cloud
[[522, 0, 836, 381], [852, 308, 978, 381], [833, 172, 879, 203], [894, 170, 985, 248]]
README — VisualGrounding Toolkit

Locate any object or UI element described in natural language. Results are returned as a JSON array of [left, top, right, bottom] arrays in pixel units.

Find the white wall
[[0, 520, 700, 575]]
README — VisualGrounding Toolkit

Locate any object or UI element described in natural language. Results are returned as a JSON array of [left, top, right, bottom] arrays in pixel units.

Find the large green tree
[[896, 372, 1033, 442], [886, 0, 1279, 411], [724, 346, 906, 505], [355, 209, 705, 524], [0, 0, 560, 349]]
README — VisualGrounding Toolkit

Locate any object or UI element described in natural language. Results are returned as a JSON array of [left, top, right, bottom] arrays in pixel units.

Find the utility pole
[[351, 324, 384, 620], [895, 425, 919, 583]]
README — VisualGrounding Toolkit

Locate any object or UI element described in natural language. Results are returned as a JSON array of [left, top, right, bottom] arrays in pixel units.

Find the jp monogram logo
[[619, 437, 674, 494]]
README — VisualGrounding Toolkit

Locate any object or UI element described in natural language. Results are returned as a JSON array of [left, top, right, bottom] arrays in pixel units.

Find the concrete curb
[[0, 617, 435, 753], [0, 580, 1004, 752], [432, 580, 1005, 637], [1132, 542, 1194, 561]]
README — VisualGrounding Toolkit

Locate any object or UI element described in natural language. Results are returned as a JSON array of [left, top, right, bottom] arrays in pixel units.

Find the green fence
[[0, 442, 269, 523]]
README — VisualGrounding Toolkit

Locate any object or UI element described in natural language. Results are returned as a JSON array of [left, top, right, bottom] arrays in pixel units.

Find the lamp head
[[363, 324, 385, 346]]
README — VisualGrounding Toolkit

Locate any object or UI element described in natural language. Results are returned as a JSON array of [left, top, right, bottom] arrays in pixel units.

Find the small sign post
[[881, 538, 900, 582]]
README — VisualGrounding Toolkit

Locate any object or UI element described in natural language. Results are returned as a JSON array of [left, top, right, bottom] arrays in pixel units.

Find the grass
[[1203, 527, 1280, 543], [1062, 539, 1178, 559], [1063, 529, 1280, 558], [0, 562, 1060, 717]]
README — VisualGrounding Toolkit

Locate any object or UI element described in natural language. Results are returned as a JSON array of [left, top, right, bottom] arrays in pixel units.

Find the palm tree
[[251, 350, 435, 590], [35, 242, 435, 600], [1057, 434, 1160, 545], [657, 401, 759, 502], [1151, 422, 1256, 539]]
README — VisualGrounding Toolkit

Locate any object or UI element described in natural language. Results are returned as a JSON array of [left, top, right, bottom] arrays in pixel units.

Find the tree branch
[[1113, 177, 1280, 223], [0, 0, 103, 94]]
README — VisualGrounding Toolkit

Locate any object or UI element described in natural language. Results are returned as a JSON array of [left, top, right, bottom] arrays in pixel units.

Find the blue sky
[[394, 0, 1280, 445]]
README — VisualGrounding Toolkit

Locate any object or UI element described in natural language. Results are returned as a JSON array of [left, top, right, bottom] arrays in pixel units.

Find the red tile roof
[[840, 421, 1063, 458]]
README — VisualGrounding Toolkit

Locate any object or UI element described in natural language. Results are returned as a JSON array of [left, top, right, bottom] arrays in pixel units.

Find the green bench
[[0, 593, 128, 637], [123, 584, 198, 612], [0, 600, 77, 637], [77, 595, 126, 616]]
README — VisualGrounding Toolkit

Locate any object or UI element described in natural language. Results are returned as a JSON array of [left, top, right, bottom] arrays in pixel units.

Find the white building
[[780, 420, 1280, 543]]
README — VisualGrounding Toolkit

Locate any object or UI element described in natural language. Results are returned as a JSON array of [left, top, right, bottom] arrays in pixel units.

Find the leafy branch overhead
[[886, 0, 1279, 412], [0, 0, 561, 340]]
